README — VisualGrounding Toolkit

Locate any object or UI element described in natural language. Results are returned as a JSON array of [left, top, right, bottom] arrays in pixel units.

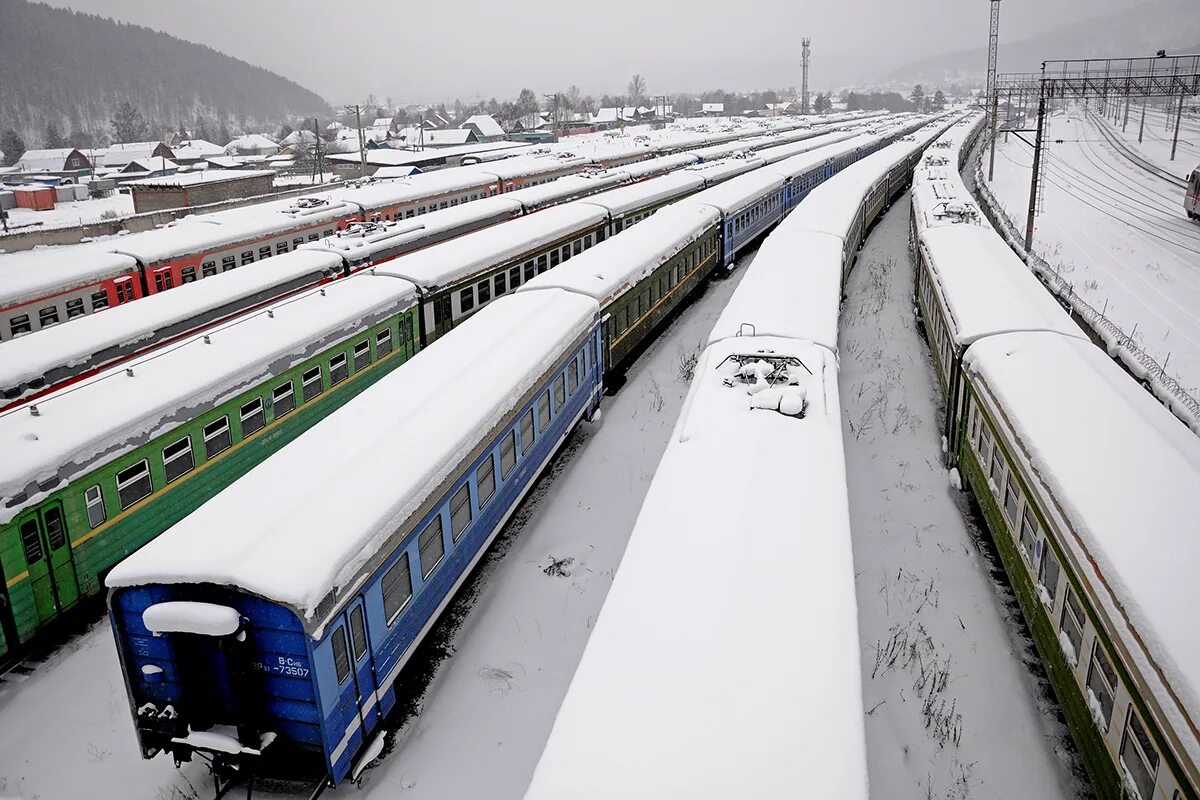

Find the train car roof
[[525, 336, 867, 799], [578, 170, 704, 217], [964, 331, 1200, 766], [305, 196, 524, 260], [684, 166, 786, 214], [619, 151, 700, 179], [918, 225, 1085, 346], [518, 203, 720, 306], [501, 171, 630, 211], [0, 248, 345, 397], [755, 129, 858, 165], [909, 177, 983, 234], [0, 272, 417, 523], [0, 243, 139, 308], [708, 228, 844, 353], [474, 152, 590, 180], [683, 154, 765, 185], [327, 168, 499, 210], [105, 289, 599, 631], [374, 202, 608, 292]]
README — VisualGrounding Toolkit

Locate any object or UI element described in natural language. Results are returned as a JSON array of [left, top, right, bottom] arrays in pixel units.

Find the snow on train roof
[[683, 154, 765, 185], [475, 153, 590, 180], [578, 171, 704, 217], [0, 248, 345, 394], [919, 226, 1085, 346], [305, 196, 524, 259], [518, 204, 720, 306], [0, 243, 138, 308], [500, 171, 629, 210], [106, 289, 599, 624], [619, 151, 700, 179], [0, 273, 417, 523], [525, 336, 867, 800], [964, 332, 1200, 765], [327, 168, 498, 210], [755, 128, 857, 165], [707, 229, 844, 353], [375, 203, 607, 291], [684, 166, 785, 214]]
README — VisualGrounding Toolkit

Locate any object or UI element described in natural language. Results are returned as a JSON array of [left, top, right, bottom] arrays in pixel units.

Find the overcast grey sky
[[44, 0, 1147, 103]]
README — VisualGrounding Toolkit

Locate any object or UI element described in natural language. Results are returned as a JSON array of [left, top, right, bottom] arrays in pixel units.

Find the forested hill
[[0, 0, 330, 147]]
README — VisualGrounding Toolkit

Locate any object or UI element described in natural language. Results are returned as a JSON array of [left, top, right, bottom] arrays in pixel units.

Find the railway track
[[1087, 108, 1188, 189]]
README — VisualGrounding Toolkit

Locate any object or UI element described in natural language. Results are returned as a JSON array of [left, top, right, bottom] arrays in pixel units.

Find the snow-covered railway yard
[[986, 105, 1200, 396]]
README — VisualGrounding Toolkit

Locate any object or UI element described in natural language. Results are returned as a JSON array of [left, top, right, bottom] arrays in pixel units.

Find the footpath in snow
[[837, 196, 1088, 799], [987, 105, 1200, 396], [0, 253, 752, 800]]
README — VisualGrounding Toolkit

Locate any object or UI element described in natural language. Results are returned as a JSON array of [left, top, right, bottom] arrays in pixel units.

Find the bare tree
[[628, 74, 647, 108]]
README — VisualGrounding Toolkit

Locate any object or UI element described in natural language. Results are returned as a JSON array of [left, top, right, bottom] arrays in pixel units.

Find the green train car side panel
[[0, 308, 420, 651], [959, 445, 1122, 799]]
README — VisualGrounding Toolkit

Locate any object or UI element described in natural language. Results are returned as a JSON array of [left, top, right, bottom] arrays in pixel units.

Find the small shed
[[13, 185, 56, 211], [702, 103, 725, 115], [126, 169, 276, 213]]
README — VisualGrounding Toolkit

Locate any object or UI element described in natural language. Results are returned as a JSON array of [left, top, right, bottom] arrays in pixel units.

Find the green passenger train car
[[0, 274, 421, 660]]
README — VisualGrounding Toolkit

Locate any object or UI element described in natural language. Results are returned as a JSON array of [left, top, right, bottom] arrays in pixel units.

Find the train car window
[[39, 306, 60, 327], [500, 430, 517, 478], [572, 240, 582, 256], [418, 516, 445, 579], [116, 459, 153, 510], [240, 398, 266, 436], [293, 238, 305, 249], [259, 246, 272, 260], [549, 250, 560, 269], [276, 242, 288, 255], [307, 364, 326, 400], [1038, 545, 1060, 604], [537, 255, 548, 273], [450, 484, 472, 542], [561, 245, 571, 263], [272, 381, 295, 418], [1061, 587, 1085, 661], [162, 436, 195, 484], [382, 554, 413, 623], [1019, 506, 1038, 559], [519, 409, 535, 454], [1003, 476, 1020, 525], [66, 298, 86, 319], [494, 273, 506, 296], [85, 485, 107, 528], [353, 340, 371, 371], [989, 449, 1005, 489], [509, 266, 521, 289], [181, 266, 197, 283], [376, 329, 393, 357], [322, 229, 334, 238], [478, 280, 491, 304], [203, 417, 232, 459], [308, 233, 319, 242], [584, 234, 593, 249], [1086, 642, 1117, 730], [538, 391, 550, 431], [524, 261, 536, 282], [332, 626, 351, 685], [116, 283, 133, 304], [42, 506, 66, 550], [19, 519, 43, 564], [476, 457, 496, 508], [153, 272, 170, 292], [329, 353, 348, 385], [1121, 710, 1160, 800], [349, 606, 368, 662], [9, 314, 31, 336], [221, 256, 236, 272], [91, 292, 110, 312], [241, 251, 254, 266], [568, 360, 579, 394], [554, 375, 566, 410], [459, 287, 475, 313]]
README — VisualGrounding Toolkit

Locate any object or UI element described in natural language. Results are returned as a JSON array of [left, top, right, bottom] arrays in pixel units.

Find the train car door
[[15, 502, 79, 625], [432, 295, 454, 338], [345, 598, 380, 735]]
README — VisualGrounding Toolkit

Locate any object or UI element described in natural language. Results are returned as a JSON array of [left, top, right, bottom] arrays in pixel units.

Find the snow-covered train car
[[0, 273, 420, 661], [958, 334, 1200, 800], [0, 248, 346, 405], [909, 111, 986, 239], [106, 289, 604, 790], [526, 330, 867, 800]]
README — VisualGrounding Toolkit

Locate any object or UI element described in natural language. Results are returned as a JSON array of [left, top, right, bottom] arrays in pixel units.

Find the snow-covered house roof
[[279, 130, 317, 148], [428, 112, 451, 128], [372, 117, 392, 128], [119, 157, 178, 175], [326, 120, 346, 131], [12, 148, 92, 173], [702, 103, 725, 114], [591, 107, 638, 124], [224, 134, 280, 156], [462, 114, 505, 139], [171, 139, 225, 162], [102, 141, 173, 169]]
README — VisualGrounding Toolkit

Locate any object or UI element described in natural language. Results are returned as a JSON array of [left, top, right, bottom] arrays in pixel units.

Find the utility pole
[[1139, 98, 1147, 143], [1024, 71, 1047, 253], [345, 104, 366, 179], [1170, 92, 1184, 160], [986, 0, 1002, 181], [544, 93, 561, 140], [800, 38, 812, 115]]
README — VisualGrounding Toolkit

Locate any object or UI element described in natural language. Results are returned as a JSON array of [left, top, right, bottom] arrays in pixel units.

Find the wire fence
[[971, 148, 1200, 435]]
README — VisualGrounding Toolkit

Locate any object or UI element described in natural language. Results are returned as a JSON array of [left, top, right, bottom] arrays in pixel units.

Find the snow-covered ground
[[837, 196, 1088, 799], [0, 191, 133, 233], [0, 253, 752, 799], [1099, 103, 1198, 177], [987, 104, 1200, 396]]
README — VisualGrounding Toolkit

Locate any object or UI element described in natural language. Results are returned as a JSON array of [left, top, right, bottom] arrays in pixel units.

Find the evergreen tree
[[910, 84, 925, 111], [110, 101, 148, 143], [45, 120, 67, 148], [1, 129, 25, 165], [278, 123, 294, 140], [933, 89, 947, 111]]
